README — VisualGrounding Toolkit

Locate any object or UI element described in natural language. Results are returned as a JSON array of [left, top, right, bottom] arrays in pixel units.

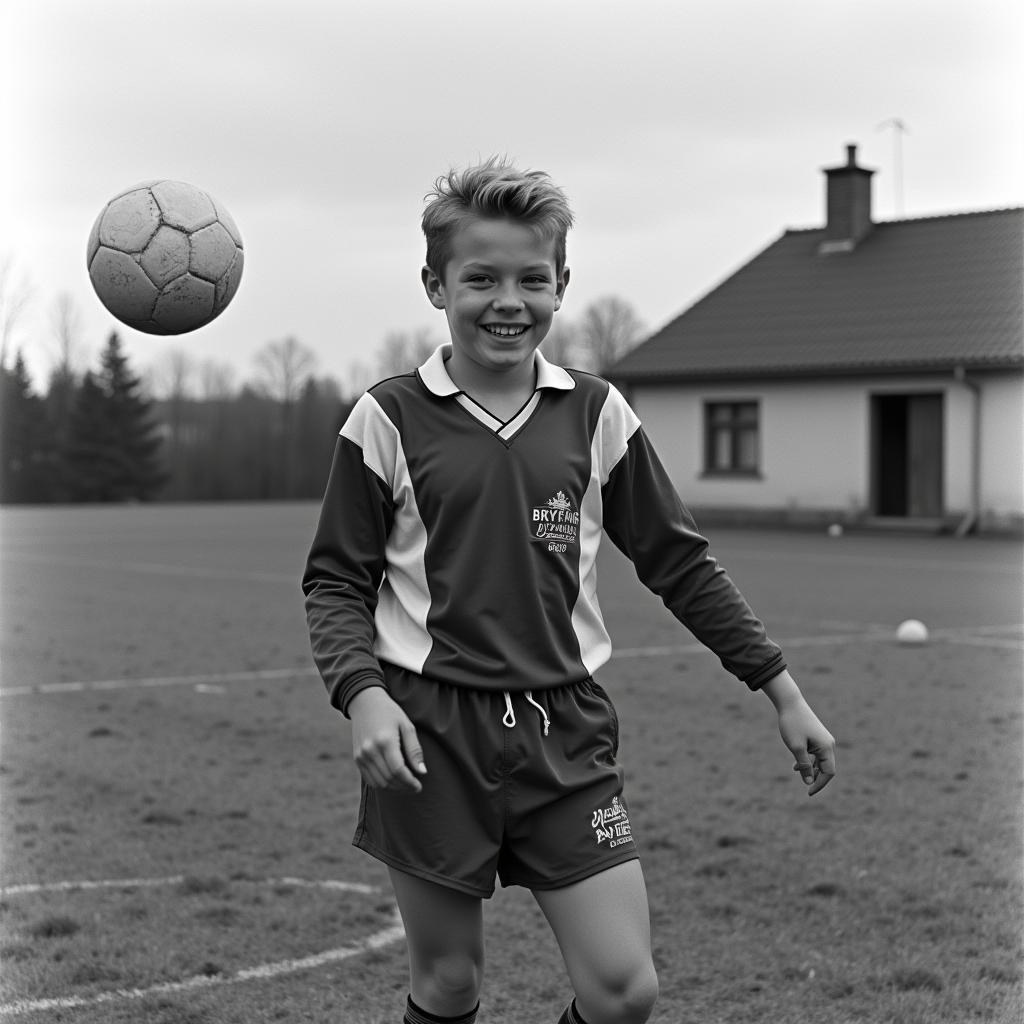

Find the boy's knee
[[582, 960, 658, 1024], [620, 962, 659, 1023], [417, 950, 482, 1008]]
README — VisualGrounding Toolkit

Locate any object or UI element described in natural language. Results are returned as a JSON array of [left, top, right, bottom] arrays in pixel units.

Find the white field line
[[1, 551, 296, 585], [0, 876, 403, 1017], [611, 624, 1024, 659], [2, 625, 1019, 699], [0, 877, 379, 898], [611, 630, 893, 660], [0, 667, 318, 697], [713, 548, 1023, 576]]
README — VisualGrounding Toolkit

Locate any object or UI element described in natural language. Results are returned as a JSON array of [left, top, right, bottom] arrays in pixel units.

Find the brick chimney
[[819, 143, 874, 254]]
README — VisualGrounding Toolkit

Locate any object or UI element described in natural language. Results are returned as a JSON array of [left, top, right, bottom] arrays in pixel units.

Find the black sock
[[557, 999, 589, 1024], [404, 994, 479, 1024]]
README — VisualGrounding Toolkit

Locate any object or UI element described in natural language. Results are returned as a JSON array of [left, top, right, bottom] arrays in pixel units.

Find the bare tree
[[539, 319, 580, 367], [253, 336, 318, 403], [341, 359, 376, 400], [0, 258, 33, 371], [574, 296, 646, 374], [199, 359, 236, 401], [375, 328, 438, 379], [148, 348, 197, 492], [148, 348, 196, 402], [50, 292, 84, 378], [253, 336, 319, 497]]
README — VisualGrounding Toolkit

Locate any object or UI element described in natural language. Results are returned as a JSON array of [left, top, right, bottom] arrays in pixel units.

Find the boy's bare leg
[[388, 867, 485, 1018], [533, 860, 658, 1024]]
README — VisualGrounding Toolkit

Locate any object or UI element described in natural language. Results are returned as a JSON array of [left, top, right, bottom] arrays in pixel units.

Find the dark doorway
[[871, 394, 944, 517]]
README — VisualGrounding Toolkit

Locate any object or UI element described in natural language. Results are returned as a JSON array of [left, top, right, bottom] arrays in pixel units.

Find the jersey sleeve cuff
[[740, 653, 787, 692], [333, 670, 388, 717]]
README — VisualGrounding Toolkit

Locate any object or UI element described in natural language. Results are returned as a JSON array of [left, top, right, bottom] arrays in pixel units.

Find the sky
[[2, 0, 1021, 396]]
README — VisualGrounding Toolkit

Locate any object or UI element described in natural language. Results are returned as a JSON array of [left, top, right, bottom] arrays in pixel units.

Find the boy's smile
[[422, 217, 569, 390]]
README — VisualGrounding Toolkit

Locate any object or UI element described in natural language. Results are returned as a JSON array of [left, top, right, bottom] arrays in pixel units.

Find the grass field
[[1, 502, 1021, 1024]]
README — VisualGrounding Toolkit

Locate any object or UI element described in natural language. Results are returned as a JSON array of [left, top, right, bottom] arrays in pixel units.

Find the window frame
[[701, 399, 762, 478]]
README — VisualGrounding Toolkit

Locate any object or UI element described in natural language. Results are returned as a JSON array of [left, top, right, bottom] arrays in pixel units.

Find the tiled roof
[[612, 208, 1023, 380]]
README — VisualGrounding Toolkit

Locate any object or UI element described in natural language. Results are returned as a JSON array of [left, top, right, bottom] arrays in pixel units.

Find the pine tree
[[63, 332, 167, 501], [0, 352, 52, 502]]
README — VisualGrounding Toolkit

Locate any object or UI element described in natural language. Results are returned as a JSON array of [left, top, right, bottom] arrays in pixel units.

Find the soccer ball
[[87, 180, 244, 335], [896, 619, 929, 645]]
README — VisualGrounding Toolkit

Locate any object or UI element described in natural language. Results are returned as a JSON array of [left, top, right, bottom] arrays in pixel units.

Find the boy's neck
[[445, 349, 537, 412]]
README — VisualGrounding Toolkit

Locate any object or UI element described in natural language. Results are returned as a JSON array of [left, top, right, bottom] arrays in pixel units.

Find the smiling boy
[[303, 157, 836, 1024]]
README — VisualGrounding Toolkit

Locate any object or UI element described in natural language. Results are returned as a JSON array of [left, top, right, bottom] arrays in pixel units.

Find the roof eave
[[610, 356, 1024, 384]]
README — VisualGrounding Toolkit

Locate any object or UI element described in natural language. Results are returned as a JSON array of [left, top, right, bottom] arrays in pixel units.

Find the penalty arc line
[[0, 877, 405, 1018]]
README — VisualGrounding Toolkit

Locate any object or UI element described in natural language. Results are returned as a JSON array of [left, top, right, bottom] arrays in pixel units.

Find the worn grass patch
[[0, 877, 396, 1008]]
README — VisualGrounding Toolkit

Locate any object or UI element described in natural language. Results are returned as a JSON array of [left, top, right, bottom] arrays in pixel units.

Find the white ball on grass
[[896, 619, 929, 645]]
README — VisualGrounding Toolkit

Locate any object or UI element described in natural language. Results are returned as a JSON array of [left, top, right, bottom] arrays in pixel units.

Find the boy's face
[[422, 217, 569, 376]]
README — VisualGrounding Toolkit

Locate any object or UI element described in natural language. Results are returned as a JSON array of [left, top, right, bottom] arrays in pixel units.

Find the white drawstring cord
[[524, 691, 551, 736], [501, 691, 551, 736]]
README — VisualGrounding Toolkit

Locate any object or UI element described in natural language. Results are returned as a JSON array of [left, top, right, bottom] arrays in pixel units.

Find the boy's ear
[[553, 266, 570, 311], [421, 265, 447, 309]]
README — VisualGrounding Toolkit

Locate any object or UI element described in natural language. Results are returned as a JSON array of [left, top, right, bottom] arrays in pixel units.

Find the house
[[610, 144, 1023, 534]]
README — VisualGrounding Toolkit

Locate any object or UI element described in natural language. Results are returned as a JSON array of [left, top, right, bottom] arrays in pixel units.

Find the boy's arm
[[600, 400, 836, 792], [302, 430, 393, 715], [601, 419, 783, 689], [303, 411, 428, 792]]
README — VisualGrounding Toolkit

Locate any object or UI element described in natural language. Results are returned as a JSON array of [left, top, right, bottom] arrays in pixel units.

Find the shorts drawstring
[[524, 692, 551, 736], [502, 690, 551, 736]]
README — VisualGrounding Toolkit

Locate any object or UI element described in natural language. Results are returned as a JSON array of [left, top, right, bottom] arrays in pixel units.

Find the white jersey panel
[[344, 393, 433, 673], [571, 387, 639, 674], [597, 385, 642, 486]]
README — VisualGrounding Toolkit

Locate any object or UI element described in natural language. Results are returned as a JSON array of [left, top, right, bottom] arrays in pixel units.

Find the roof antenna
[[876, 118, 909, 217]]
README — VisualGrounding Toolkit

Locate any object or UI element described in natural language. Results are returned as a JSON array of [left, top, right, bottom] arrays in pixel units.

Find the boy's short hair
[[422, 156, 574, 279]]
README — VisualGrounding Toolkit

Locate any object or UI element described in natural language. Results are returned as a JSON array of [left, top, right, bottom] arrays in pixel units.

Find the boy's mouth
[[482, 324, 529, 338]]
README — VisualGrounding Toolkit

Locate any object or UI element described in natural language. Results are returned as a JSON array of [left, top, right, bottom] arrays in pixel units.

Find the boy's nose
[[492, 287, 524, 311]]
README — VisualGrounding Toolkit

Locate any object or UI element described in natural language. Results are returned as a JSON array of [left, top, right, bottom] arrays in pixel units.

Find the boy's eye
[[523, 276, 549, 286]]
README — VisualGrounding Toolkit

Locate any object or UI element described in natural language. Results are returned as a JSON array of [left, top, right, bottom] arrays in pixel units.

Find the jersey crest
[[531, 489, 580, 551]]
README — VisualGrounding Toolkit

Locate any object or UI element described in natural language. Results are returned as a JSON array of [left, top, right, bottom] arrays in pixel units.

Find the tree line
[[0, 295, 644, 505]]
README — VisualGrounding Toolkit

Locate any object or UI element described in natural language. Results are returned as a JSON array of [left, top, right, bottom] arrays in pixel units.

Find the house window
[[704, 401, 760, 475]]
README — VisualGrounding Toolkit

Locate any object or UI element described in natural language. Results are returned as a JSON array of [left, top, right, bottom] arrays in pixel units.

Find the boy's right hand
[[348, 686, 427, 793]]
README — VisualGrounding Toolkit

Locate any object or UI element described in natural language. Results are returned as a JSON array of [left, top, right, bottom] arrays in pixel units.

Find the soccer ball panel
[[88, 248, 159, 321], [152, 274, 215, 333], [86, 214, 102, 265], [214, 250, 244, 313], [109, 179, 163, 202], [189, 222, 238, 283], [212, 197, 243, 247], [140, 226, 190, 288], [99, 190, 161, 253], [151, 180, 216, 232]]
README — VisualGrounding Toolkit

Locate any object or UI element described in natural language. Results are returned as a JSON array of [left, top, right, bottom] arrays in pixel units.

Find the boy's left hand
[[761, 670, 837, 796], [778, 699, 836, 795]]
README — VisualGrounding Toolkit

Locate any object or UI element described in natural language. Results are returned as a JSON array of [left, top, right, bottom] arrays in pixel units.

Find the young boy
[[302, 157, 836, 1024]]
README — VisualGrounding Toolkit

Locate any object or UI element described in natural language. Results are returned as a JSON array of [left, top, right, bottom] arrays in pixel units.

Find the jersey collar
[[417, 344, 576, 398]]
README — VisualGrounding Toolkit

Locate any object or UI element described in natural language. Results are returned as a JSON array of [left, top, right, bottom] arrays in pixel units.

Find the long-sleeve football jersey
[[303, 345, 785, 714]]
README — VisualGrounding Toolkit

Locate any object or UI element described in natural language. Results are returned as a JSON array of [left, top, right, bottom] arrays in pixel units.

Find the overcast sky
[[3, 0, 1021, 394]]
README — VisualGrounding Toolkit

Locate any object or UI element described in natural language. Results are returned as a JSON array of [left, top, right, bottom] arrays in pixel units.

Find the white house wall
[[976, 373, 1024, 519], [629, 372, 1023, 525]]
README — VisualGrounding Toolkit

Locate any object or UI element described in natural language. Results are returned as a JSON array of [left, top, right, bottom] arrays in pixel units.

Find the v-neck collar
[[417, 343, 575, 398], [416, 343, 575, 442]]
